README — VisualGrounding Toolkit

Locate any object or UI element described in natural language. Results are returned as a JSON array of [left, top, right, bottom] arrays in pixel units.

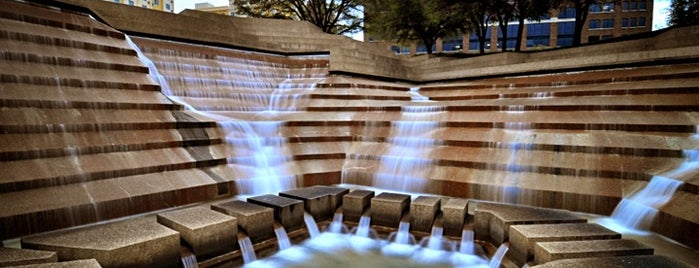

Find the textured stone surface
[[343, 190, 374, 222], [211, 200, 275, 243], [156, 206, 238, 259], [21, 217, 180, 268], [5, 259, 102, 268], [247, 194, 305, 231], [474, 202, 586, 245], [442, 198, 470, 237], [532, 255, 695, 268], [508, 223, 621, 266], [533, 239, 654, 264], [370, 192, 411, 228], [0, 247, 57, 267], [279, 185, 349, 221], [410, 196, 441, 233]]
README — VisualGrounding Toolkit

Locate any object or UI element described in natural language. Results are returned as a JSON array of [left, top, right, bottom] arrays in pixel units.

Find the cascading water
[[238, 235, 257, 263], [274, 224, 292, 250], [489, 244, 509, 268], [609, 149, 697, 230], [354, 215, 372, 238], [460, 230, 476, 255], [326, 212, 346, 234], [304, 213, 320, 238]]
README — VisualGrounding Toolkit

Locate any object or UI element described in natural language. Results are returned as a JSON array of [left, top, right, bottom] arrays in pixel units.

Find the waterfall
[[489, 244, 509, 268], [327, 212, 346, 234], [304, 213, 320, 238], [355, 215, 372, 237], [238, 236, 257, 263], [460, 230, 475, 255], [181, 254, 198, 268], [274, 225, 292, 250], [610, 149, 696, 230], [391, 221, 414, 244]]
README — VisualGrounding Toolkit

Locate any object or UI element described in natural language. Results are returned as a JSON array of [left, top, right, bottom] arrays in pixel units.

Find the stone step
[[0, 247, 57, 267], [532, 255, 695, 268], [533, 239, 654, 264], [21, 216, 180, 268], [7, 259, 102, 268], [0, 168, 228, 240], [508, 223, 621, 266], [0, 62, 155, 89], [0, 145, 227, 192], [156, 206, 238, 260], [473, 202, 587, 246]]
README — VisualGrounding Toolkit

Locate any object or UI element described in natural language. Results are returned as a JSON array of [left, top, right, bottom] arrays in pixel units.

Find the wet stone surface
[[248, 194, 305, 231], [442, 198, 470, 237], [279, 185, 348, 221], [410, 196, 441, 233], [532, 255, 695, 268], [211, 200, 275, 243], [0, 247, 57, 267], [533, 238, 654, 264], [370, 192, 411, 228], [343, 189, 374, 222], [156, 206, 238, 259]]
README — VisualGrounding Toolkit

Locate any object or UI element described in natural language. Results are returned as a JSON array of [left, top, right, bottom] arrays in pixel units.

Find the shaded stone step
[[21, 217, 180, 268], [0, 168, 228, 240], [473, 202, 586, 245], [279, 185, 349, 221], [211, 200, 275, 244], [0, 145, 227, 192], [509, 223, 621, 266], [0, 39, 143, 69], [532, 255, 695, 268], [0, 51, 148, 74], [0, 85, 175, 110], [157, 206, 238, 260], [5, 259, 102, 268], [0, 62, 154, 88], [247, 194, 305, 231], [0, 128, 222, 161], [442, 198, 470, 237], [534, 239, 654, 264], [370, 192, 411, 228], [410, 196, 441, 233], [0, 0, 124, 39], [0, 247, 57, 267], [342, 189, 374, 222]]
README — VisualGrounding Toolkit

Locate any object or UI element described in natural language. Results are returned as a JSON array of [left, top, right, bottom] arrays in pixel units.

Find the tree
[[668, 0, 699, 27], [556, 0, 601, 46], [513, 0, 551, 51], [233, 0, 364, 35], [492, 0, 516, 51], [368, 0, 463, 54], [451, 0, 496, 54]]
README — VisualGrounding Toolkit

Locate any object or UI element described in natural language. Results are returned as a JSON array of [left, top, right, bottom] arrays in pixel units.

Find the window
[[630, 1, 637, 10], [630, 17, 637, 27], [638, 1, 647, 10], [639, 17, 646, 27], [603, 19, 614, 28], [622, 1, 629, 10], [622, 18, 629, 28], [128, 0, 134, 5], [114, 0, 120, 3], [165, 3, 171, 10], [559, 8, 576, 18], [154, 0, 159, 4], [603, 2, 615, 12], [589, 19, 601, 29], [590, 3, 602, 13], [557, 22, 575, 47], [442, 36, 463, 52], [527, 23, 550, 47], [602, 35, 613, 40]]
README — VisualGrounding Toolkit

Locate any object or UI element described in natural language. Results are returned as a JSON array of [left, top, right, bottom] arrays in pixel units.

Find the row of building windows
[[589, 17, 647, 29], [622, 1, 647, 11]]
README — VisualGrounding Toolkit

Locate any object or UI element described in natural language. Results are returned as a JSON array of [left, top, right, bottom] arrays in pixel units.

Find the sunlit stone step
[[533, 239, 653, 264], [532, 255, 695, 268], [156, 206, 238, 260], [0, 168, 227, 239], [0, 247, 57, 267], [508, 223, 621, 266], [21, 216, 180, 267], [0, 39, 143, 69], [0, 61, 155, 88]]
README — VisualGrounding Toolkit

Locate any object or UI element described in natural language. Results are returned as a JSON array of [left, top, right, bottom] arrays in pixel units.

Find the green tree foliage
[[449, 0, 495, 54], [492, 0, 516, 51], [669, 0, 699, 27], [233, 0, 363, 35], [367, 0, 463, 54]]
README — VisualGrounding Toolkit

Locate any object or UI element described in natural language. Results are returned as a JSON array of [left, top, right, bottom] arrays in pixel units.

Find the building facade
[[107, 0, 174, 12], [385, 0, 653, 54]]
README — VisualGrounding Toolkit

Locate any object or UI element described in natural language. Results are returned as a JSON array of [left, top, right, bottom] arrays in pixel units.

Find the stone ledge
[[156, 206, 238, 259], [532, 255, 695, 268], [534, 238, 654, 264], [0, 247, 57, 267]]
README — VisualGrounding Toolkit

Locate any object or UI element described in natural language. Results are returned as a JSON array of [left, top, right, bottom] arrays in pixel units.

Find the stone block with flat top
[[473, 202, 586, 245], [156, 206, 238, 259], [21, 217, 180, 268], [370, 192, 411, 228], [0, 247, 57, 267], [533, 238, 654, 264], [410, 196, 441, 233], [508, 223, 621, 266], [343, 190, 374, 222], [8, 259, 103, 268], [532, 255, 695, 268], [211, 200, 274, 243], [247, 194, 305, 231], [279, 185, 349, 221], [442, 198, 469, 237]]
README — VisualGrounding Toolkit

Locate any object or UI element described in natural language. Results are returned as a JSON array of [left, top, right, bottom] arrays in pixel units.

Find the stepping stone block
[[410, 196, 441, 233], [370, 192, 410, 228], [532, 255, 695, 268], [509, 223, 621, 266], [474, 202, 586, 245], [279, 185, 349, 221], [211, 200, 275, 244], [8, 259, 102, 268], [156, 206, 238, 259], [0, 247, 57, 267], [21, 217, 180, 268], [534, 239, 654, 264], [247, 194, 304, 231], [343, 190, 374, 222], [442, 198, 469, 237]]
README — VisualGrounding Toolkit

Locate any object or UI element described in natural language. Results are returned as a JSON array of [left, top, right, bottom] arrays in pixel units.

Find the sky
[[174, 0, 672, 30]]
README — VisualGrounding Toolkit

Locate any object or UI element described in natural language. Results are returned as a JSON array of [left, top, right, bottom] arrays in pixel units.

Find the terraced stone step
[[0, 85, 176, 110], [508, 223, 621, 266], [533, 239, 654, 264], [21, 216, 180, 268], [532, 255, 695, 268], [0, 247, 57, 267]]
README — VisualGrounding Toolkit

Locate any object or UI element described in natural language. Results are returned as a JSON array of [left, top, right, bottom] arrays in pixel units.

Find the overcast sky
[[174, 0, 671, 31]]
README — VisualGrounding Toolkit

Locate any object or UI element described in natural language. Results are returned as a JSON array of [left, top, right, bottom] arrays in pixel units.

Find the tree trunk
[[515, 15, 525, 52], [499, 20, 508, 51], [573, 1, 589, 46]]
